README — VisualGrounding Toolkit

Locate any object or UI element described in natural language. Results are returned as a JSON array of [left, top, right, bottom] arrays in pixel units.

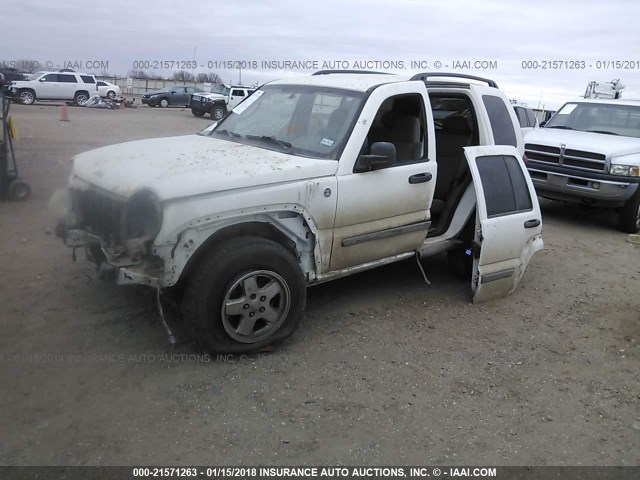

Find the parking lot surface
[[0, 104, 638, 465]]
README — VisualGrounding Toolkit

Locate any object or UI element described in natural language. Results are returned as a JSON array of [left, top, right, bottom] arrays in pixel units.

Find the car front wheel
[[159, 98, 169, 108], [106, 90, 117, 99], [211, 104, 227, 120], [182, 236, 306, 354], [19, 89, 36, 105]]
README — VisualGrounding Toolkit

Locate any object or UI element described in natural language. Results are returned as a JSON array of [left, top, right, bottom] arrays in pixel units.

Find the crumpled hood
[[525, 128, 640, 158], [71, 135, 338, 200]]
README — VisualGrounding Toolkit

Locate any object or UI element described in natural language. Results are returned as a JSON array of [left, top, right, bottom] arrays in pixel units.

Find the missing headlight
[[123, 190, 162, 249]]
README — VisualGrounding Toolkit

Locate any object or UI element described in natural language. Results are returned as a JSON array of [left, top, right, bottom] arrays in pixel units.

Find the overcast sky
[[5, 0, 640, 109]]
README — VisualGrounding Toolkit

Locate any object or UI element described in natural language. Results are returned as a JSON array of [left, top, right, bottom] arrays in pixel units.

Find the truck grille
[[525, 143, 606, 173], [73, 189, 124, 247]]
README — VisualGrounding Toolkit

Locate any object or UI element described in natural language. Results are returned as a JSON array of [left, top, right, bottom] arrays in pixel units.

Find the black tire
[[8, 179, 31, 201], [159, 97, 169, 108], [191, 108, 205, 117], [74, 91, 90, 106], [106, 90, 117, 99], [211, 104, 227, 120], [182, 236, 306, 354], [619, 188, 640, 233], [19, 89, 36, 105]]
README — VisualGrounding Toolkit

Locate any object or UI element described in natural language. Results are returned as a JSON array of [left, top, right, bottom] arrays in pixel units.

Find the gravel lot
[[0, 103, 638, 466]]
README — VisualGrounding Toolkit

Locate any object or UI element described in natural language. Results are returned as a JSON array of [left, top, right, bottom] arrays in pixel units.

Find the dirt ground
[[0, 103, 638, 466]]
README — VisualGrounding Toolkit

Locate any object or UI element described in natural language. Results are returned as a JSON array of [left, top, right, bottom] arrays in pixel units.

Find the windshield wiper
[[246, 135, 292, 150], [216, 129, 241, 137], [545, 125, 575, 130], [585, 129, 620, 136]]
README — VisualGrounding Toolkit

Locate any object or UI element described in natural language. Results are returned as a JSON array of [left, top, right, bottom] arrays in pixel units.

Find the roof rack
[[311, 69, 392, 76], [410, 72, 498, 88], [420, 81, 471, 89]]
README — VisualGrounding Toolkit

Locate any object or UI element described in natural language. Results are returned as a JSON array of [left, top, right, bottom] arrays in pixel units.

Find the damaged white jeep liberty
[[51, 71, 543, 353]]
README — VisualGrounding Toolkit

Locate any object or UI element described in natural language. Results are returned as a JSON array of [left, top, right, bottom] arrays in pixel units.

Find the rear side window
[[476, 154, 532, 217], [58, 74, 76, 83], [514, 107, 528, 127], [483, 95, 517, 146], [81, 75, 95, 84]]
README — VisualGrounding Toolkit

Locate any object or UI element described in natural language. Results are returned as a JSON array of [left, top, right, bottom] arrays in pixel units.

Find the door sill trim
[[341, 220, 430, 247]]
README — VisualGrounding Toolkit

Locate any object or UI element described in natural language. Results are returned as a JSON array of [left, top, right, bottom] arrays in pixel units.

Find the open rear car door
[[464, 146, 544, 303]]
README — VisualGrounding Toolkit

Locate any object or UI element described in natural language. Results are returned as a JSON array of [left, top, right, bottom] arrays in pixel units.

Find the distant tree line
[[127, 70, 222, 83]]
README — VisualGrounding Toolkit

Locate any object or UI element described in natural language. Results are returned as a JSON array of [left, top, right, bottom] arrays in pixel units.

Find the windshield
[[210, 84, 230, 96], [545, 102, 640, 138], [203, 84, 365, 159]]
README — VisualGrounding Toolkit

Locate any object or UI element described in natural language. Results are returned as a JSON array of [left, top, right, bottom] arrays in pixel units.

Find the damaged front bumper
[[64, 229, 161, 287]]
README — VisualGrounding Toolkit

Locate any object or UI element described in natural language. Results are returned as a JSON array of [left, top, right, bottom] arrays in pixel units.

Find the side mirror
[[170, 90, 177, 94], [540, 121, 547, 127], [39, 78, 46, 82], [355, 142, 396, 172]]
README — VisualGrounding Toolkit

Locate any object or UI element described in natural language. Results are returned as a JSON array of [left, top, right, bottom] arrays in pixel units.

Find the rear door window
[[80, 75, 95, 84], [58, 74, 77, 83], [483, 95, 517, 146], [514, 107, 528, 127], [475, 154, 532, 217]]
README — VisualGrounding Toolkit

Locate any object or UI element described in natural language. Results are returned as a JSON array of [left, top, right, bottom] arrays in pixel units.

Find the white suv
[[52, 71, 543, 353], [9, 70, 98, 105]]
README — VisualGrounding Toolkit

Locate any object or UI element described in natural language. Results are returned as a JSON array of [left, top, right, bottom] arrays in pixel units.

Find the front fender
[[156, 205, 328, 287]]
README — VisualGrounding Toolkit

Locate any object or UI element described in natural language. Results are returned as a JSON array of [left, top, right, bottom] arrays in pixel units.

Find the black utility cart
[[0, 73, 30, 200]]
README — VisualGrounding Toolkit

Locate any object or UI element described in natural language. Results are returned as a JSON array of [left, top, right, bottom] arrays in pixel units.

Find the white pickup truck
[[525, 98, 640, 232], [190, 84, 255, 119], [51, 71, 543, 353]]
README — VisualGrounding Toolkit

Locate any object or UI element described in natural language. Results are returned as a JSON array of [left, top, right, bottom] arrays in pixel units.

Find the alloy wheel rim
[[21, 92, 34, 104], [221, 270, 290, 343]]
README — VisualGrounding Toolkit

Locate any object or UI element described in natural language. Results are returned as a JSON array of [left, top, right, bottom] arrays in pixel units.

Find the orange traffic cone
[[59, 104, 70, 122]]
